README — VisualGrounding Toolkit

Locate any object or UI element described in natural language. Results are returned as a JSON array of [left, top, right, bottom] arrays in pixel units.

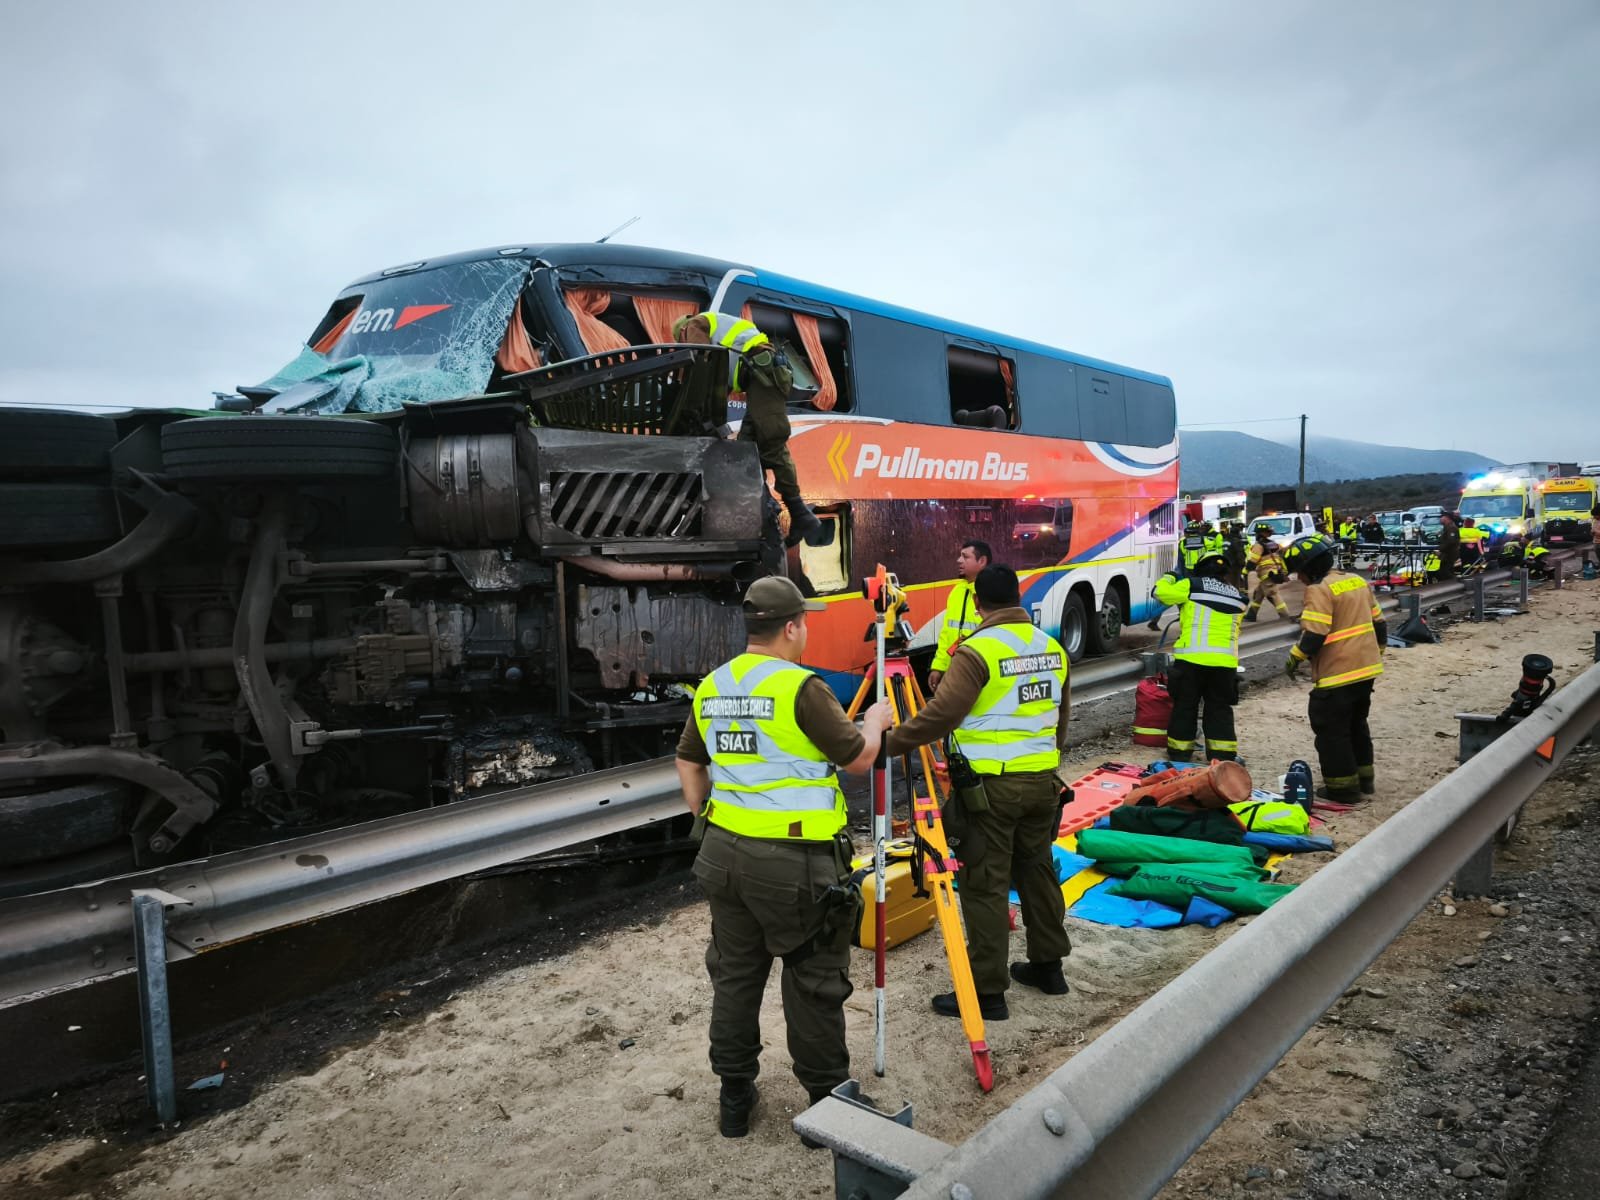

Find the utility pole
[[1298, 414, 1307, 510]]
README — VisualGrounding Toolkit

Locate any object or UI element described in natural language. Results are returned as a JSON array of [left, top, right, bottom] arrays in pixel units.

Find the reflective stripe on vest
[[1174, 600, 1240, 666], [952, 624, 1067, 775], [702, 311, 769, 391], [693, 653, 845, 841]]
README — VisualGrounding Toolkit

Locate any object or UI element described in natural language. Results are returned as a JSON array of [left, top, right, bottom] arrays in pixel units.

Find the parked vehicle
[[1458, 474, 1536, 546], [1536, 476, 1598, 547]]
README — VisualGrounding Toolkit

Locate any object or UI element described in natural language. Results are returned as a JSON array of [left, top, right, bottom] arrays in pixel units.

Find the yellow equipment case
[[850, 838, 937, 949]]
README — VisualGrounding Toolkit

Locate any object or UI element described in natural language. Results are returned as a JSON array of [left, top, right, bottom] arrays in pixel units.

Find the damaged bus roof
[[346, 243, 1173, 387]]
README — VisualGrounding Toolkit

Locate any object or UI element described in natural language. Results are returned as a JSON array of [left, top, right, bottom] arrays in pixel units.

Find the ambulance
[[1536, 476, 1598, 547], [1458, 474, 1536, 547]]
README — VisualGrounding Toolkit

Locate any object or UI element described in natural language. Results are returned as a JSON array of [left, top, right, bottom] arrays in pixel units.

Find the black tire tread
[[161, 417, 398, 481], [0, 482, 120, 547], [0, 778, 135, 866], [0, 409, 118, 475]]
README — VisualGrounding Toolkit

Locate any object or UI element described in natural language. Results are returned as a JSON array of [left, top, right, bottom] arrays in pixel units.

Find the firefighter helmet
[[1283, 533, 1335, 580]]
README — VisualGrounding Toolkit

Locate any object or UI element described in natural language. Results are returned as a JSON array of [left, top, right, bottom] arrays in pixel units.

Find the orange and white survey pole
[[866, 564, 891, 1077]]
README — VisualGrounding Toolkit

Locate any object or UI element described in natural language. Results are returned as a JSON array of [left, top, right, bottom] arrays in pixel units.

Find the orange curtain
[[495, 295, 544, 374], [563, 288, 632, 355], [311, 308, 356, 356], [793, 313, 839, 412], [634, 296, 699, 344]]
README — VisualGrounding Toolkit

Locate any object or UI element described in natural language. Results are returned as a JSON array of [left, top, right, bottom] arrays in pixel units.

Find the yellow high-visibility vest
[[931, 581, 977, 673], [1153, 573, 1243, 667], [953, 623, 1067, 776], [693, 652, 845, 841], [699, 312, 770, 391]]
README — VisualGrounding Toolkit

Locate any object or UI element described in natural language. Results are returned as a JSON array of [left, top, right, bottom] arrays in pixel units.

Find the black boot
[[783, 497, 823, 547], [1009, 960, 1070, 995], [932, 990, 1009, 1020], [719, 1079, 758, 1138], [1243, 607, 1259, 623]]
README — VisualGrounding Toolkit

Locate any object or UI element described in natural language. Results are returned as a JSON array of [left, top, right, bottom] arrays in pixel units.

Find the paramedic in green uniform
[[882, 565, 1073, 1020], [674, 310, 823, 546], [676, 576, 891, 1140]]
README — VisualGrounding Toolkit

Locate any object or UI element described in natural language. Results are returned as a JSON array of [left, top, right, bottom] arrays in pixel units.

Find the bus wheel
[[1085, 588, 1123, 656], [1058, 593, 1089, 663]]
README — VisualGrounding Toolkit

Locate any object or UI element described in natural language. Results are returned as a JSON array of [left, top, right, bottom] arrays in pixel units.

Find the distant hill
[[1181, 430, 1499, 491]]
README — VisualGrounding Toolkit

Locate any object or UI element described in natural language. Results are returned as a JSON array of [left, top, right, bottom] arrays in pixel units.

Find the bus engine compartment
[[0, 348, 765, 894]]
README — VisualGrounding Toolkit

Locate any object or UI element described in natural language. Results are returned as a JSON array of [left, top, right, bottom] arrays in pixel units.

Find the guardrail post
[[794, 1081, 941, 1199], [1593, 630, 1599, 663], [132, 888, 192, 1125], [1554, 556, 1566, 591], [1470, 575, 1486, 621], [1454, 714, 1509, 897], [1519, 568, 1530, 605]]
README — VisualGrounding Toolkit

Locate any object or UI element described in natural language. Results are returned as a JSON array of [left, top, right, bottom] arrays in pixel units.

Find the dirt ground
[[3, 577, 1597, 1200]]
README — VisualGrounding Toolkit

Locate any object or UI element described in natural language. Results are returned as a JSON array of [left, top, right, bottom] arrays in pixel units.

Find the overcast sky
[[3, 2, 1596, 462]]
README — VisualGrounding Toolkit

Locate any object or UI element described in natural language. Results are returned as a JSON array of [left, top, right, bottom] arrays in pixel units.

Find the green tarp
[[1075, 828, 1267, 877], [1108, 862, 1297, 915]]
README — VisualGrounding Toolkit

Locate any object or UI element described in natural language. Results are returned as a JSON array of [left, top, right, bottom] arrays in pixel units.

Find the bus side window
[[797, 504, 852, 594], [1078, 370, 1128, 443], [848, 313, 949, 422], [747, 301, 853, 412], [948, 345, 1018, 430], [1015, 354, 1079, 439], [1124, 378, 1177, 447]]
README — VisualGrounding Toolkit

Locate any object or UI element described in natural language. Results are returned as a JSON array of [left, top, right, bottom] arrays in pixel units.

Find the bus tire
[[1058, 592, 1089, 664], [0, 778, 135, 866], [0, 483, 121, 547], [1085, 586, 1124, 656], [161, 417, 398, 481], [0, 409, 120, 477]]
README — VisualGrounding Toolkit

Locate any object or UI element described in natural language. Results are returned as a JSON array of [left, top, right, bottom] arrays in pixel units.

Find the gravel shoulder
[[2, 578, 1597, 1200]]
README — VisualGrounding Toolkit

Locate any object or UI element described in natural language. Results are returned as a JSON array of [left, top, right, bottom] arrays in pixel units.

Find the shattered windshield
[[245, 258, 528, 413], [1460, 494, 1525, 520]]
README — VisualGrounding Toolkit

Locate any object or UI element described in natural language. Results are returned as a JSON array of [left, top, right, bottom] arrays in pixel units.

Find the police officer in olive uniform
[[675, 576, 891, 1140], [881, 565, 1073, 1020], [674, 311, 823, 546]]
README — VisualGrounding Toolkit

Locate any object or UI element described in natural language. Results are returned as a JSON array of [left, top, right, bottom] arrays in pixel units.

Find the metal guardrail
[[798, 655, 1600, 1200], [0, 759, 682, 1008]]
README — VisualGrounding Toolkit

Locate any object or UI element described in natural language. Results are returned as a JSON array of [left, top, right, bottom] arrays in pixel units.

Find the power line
[[1177, 416, 1303, 429]]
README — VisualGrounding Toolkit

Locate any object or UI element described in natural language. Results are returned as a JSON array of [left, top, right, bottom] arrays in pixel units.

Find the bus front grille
[[548, 470, 705, 540]]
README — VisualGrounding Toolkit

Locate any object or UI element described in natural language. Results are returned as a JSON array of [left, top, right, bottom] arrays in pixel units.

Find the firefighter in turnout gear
[[1152, 550, 1248, 762], [1181, 519, 1208, 570], [1203, 521, 1226, 559], [675, 576, 892, 1141], [928, 539, 992, 693], [881, 565, 1074, 1020], [1223, 520, 1249, 591], [1283, 534, 1387, 802], [1245, 523, 1291, 622], [674, 310, 823, 546]]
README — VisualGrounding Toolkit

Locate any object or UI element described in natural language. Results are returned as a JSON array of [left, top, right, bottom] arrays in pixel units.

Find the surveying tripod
[[844, 565, 993, 1092]]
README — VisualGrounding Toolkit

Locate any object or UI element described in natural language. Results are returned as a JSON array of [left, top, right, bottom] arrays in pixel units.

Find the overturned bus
[[0, 246, 786, 894], [1, 242, 1179, 895]]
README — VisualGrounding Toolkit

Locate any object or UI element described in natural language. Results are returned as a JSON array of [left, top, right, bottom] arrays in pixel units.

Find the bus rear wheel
[[1086, 587, 1123, 656], [1058, 593, 1089, 663]]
